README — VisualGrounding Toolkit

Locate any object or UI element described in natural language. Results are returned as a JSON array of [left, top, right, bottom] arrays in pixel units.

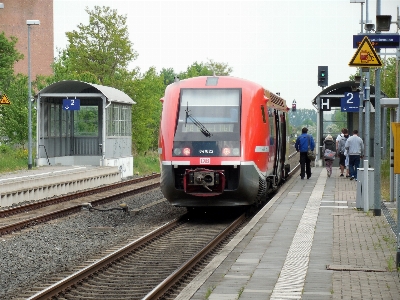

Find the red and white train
[[158, 76, 290, 207]]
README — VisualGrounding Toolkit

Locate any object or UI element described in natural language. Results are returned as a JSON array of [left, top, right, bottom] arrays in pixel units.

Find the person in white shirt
[[345, 129, 364, 180]]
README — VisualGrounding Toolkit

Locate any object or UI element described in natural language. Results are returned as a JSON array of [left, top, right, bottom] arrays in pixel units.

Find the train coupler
[[183, 168, 225, 196]]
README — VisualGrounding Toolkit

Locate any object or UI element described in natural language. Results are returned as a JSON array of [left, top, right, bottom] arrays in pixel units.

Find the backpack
[[339, 136, 348, 154]]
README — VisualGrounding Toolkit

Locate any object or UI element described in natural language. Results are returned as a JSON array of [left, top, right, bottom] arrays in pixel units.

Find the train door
[[273, 110, 282, 184]]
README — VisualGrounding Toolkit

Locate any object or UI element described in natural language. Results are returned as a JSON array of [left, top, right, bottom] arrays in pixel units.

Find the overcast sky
[[53, 0, 399, 109]]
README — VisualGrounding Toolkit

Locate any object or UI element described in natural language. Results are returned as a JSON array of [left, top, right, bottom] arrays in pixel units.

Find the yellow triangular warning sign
[[0, 94, 11, 105], [349, 36, 382, 67]]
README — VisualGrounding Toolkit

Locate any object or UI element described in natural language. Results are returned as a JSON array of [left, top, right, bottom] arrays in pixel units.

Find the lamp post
[[350, 0, 365, 150], [27, 20, 40, 170]]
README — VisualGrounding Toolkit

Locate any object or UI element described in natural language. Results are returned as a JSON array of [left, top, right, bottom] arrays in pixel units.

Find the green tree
[[131, 67, 164, 153], [205, 58, 233, 75], [351, 57, 397, 98], [177, 61, 211, 79], [0, 33, 28, 146], [160, 67, 176, 86], [0, 74, 30, 146], [0, 32, 23, 93], [288, 109, 317, 129], [63, 6, 138, 86], [350, 58, 397, 153], [174, 59, 233, 81]]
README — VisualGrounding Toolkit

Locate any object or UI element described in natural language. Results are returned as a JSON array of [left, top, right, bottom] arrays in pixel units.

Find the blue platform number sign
[[63, 99, 80, 110], [341, 92, 360, 112]]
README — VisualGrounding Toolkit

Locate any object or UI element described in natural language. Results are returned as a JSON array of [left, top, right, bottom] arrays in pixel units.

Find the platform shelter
[[35, 81, 135, 178], [312, 80, 387, 167]]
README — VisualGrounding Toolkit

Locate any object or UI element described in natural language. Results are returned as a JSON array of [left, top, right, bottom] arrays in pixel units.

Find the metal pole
[[28, 24, 32, 170], [364, 69, 370, 161], [363, 159, 369, 212], [396, 47, 400, 269], [364, 0, 370, 165], [373, 67, 382, 215], [358, 3, 364, 153], [373, 0, 381, 216], [316, 95, 321, 166], [390, 109, 395, 202], [361, 3, 364, 34], [359, 73, 364, 139]]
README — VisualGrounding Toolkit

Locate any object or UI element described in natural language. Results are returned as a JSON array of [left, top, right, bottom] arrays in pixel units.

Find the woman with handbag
[[322, 134, 336, 177], [295, 127, 315, 180]]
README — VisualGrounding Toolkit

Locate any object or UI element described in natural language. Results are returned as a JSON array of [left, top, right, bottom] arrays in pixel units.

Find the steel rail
[[142, 213, 247, 300], [0, 182, 160, 236], [26, 218, 182, 300], [0, 173, 160, 218]]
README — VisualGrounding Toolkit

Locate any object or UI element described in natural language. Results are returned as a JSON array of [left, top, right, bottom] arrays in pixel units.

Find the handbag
[[307, 135, 315, 160], [324, 149, 336, 160], [307, 150, 316, 160]]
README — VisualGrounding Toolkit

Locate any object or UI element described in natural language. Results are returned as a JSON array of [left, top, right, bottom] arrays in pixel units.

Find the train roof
[[167, 76, 289, 111]]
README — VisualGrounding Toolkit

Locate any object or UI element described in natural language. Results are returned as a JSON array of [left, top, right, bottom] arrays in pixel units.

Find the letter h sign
[[320, 98, 331, 111]]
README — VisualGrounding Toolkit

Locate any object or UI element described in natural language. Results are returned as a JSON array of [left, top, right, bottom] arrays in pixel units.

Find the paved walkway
[[176, 166, 400, 300]]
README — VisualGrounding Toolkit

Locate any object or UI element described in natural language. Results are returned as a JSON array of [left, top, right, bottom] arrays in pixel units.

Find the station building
[[0, 0, 54, 77]]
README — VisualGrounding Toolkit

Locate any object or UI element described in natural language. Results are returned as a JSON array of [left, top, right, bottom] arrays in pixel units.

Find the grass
[[204, 286, 216, 299], [0, 144, 161, 176], [0, 144, 30, 173], [381, 159, 390, 201], [133, 151, 160, 175]]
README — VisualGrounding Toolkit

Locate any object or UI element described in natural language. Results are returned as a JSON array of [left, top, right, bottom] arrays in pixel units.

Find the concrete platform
[[176, 166, 400, 300], [0, 165, 121, 208]]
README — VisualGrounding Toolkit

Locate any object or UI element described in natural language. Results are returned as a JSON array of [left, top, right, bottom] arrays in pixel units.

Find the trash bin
[[356, 168, 374, 210]]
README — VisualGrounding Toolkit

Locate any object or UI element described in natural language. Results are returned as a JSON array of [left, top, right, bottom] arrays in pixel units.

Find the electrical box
[[391, 122, 400, 174]]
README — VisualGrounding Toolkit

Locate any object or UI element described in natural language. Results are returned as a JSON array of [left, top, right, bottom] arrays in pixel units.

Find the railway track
[[0, 150, 299, 237], [3, 153, 296, 299], [17, 151, 300, 300], [19, 212, 246, 300], [288, 150, 300, 175], [0, 174, 161, 236]]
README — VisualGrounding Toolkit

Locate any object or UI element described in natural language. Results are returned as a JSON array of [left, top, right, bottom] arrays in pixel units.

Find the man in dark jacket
[[295, 127, 315, 179]]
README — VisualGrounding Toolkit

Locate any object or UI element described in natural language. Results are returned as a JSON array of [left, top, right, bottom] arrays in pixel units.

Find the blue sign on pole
[[62, 99, 80, 110], [353, 34, 400, 49], [341, 92, 360, 112]]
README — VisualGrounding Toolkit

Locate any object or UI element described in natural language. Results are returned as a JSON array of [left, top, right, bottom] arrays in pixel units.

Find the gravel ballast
[[0, 189, 186, 300]]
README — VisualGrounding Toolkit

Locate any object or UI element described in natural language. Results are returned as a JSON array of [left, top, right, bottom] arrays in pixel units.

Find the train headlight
[[173, 148, 182, 155], [222, 148, 231, 156], [183, 147, 191, 156], [232, 148, 240, 156]]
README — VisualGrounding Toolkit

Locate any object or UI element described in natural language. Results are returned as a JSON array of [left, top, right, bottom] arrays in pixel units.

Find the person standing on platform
[[295, 127, 315, 180], [336, 128, 345, 150], [337, 128, 350, 177], [322, 134, 335, 177], [345, 129, 364, 181]]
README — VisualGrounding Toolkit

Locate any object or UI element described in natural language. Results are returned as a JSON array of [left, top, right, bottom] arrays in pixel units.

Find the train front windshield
[[173, 88, 241, 157]]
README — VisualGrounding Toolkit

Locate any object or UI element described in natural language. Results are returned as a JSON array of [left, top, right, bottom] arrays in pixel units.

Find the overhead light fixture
[[376, 15, 392, 31], [364, 23, 375, 32]]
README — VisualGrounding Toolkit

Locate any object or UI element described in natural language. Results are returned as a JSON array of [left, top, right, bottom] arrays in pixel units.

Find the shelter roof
[[37, 80, 135, 104], [312, 80, 387, 107]]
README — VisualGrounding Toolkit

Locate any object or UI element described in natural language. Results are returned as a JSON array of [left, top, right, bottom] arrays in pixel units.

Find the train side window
[[261, 105, 266, 123]]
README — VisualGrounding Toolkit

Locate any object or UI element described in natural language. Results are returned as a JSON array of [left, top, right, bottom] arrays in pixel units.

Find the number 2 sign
[[341, 92, 360, 112]]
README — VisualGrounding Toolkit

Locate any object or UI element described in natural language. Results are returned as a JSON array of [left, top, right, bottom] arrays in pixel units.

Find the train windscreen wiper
[[185, 103, 212, 137]]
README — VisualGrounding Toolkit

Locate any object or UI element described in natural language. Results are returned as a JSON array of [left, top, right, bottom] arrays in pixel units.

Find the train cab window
[[173, 88, 241, 157]]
